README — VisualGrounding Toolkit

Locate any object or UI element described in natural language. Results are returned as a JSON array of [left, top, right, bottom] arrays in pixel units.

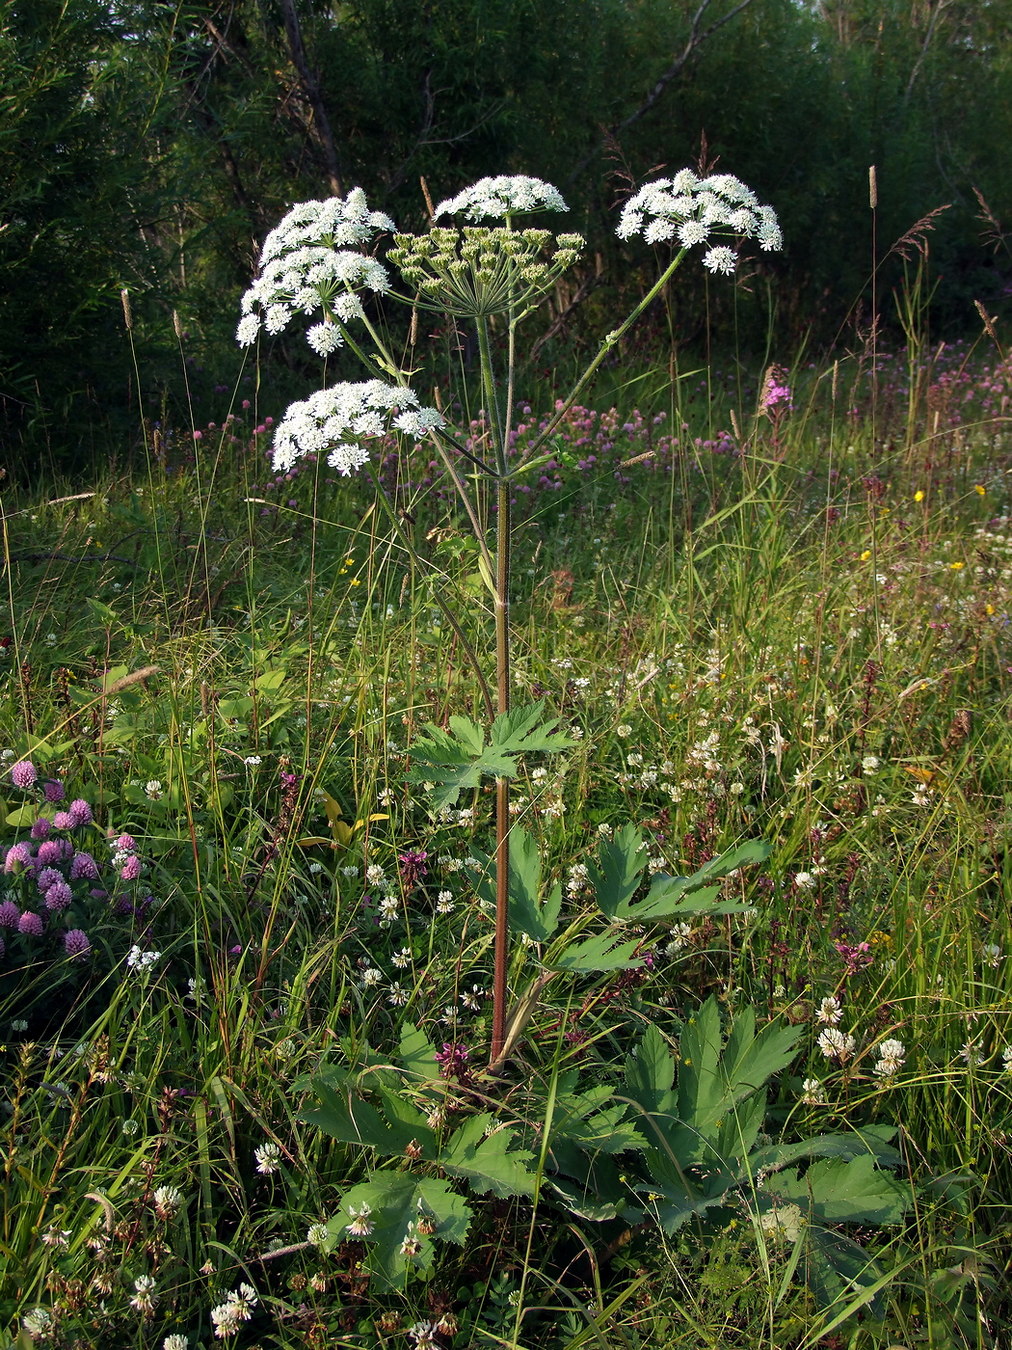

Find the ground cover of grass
[[1, 339, 1010, 1349]]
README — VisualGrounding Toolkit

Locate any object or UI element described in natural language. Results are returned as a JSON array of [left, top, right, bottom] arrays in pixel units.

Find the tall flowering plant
[[239, 171, 783, 1064]]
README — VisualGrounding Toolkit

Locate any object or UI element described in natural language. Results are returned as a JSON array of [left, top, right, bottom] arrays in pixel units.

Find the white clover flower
[[817, 1027, 856, 1062], [435, 175, 568, 221], [794, 871, 816, 890], [365, 863, 386, 885], [210, 1284, 257, 1339], [801, 1077, 826, 1105], [254, 1141, 282, 1174], [22, 1307, 53, 1339], [271, 379, 443, 475], [129, 1275, 158, 1316], [163, 1336, 189, 1350], [873, 1038, 906, 1077], [816, 996, 842, 1025], [982, 943, 1002, 967], [408, 1320, 442, 1350], [1002, 1045, 1012, 1075], [307, 1222, 330, 1248], [360, 966, 383, 988], [345, 1202, 374, 1237], [960, 1040, 986, 1067], [435, 890, 455, 914], [153, 1185, 183, 1218]]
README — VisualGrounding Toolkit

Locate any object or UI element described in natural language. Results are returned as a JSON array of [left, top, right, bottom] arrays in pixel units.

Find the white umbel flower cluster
[[435, 174, 569, 221], [237, 189, 395, 349], [616, 168, 783, 273], [271, 380, 443, 475]]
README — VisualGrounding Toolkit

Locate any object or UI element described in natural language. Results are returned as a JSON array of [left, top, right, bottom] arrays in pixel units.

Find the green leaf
[[406, 700, 577, 809], [605, 838, 770, 923], [299, 1079, 436, 1159], [507, 826, 562, 942], [624, 1024, 676, 1116], [766, 1154, 911, 1226], [551, 930, 644, 972], [439, 1113, 537, 1197], [589, 823, 647, 919], [398, 1023, 441, 1085], [329, 1170, 472, 1291]]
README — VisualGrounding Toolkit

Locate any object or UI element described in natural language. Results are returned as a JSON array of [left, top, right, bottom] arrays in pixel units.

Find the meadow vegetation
[[2, 154, 1012, 1350]]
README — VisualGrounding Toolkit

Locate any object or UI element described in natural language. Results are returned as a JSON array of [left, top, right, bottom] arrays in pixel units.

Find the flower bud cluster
[[616, 168, 783, 274], [237, 189, 395, 350], [389, 225, 585, 318], [272, 380, 444, 475]]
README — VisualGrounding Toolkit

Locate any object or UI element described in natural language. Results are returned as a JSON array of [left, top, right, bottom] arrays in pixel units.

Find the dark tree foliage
[[1, 0, 1009, 473]]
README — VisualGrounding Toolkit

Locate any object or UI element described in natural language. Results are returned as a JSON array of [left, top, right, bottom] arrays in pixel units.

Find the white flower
[[163, 1336, 189, 1350], [22, 1307, 53, 1339], [243, 755, 262, 767], [434, 175, 568, 221], [306, 320, 344, 355], [617, 170, 780, 265], [126, 945, 161, 972], [816, 996, 842, 1025], [1002, 1045, 1012, 1074], [435, 890, 454, 914], [794, 871, 816, 890], [129, 1275, 158, 1316], [874, 1038, 905, 1077], [817, 1027, 856, 1062], [387, 981, 409, 1006], [801, 1077, 826, 1105], [153, 1185, 183, 1218], [254, 1141, 282, 1174], [960, 1040, 986, 1067], [378, 894, 400, 923], [365, 863, 386, 885], [703, 245, 738, 275], [408, 1320, 442, 1349], [307, 1222, 330, 1248], [345, 1202, 374, 1237], [211, 1284, 257, 1339], [271, 380, 443, 475], [145, 779, 163, 799], [360, 966, 383, 988], [982, 943, 1002, 967]]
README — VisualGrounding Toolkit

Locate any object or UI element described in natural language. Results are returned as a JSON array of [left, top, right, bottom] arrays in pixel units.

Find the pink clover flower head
[[31, 817, 52, 840], [69, 852, 100, 882], [44, 879, 73, 912], [52, 812, 74, 831], [10, 760, 37, 789], [43, 780, 65, 803], [4, 842, 33, 873], [18, 910, 44, 937], [64, 928, 91, 959], [120, 854, 142, 882], [68, 799, 93, 827], [35, 842, 64, 866], [36, 866, 64, 893], [0, 899, 21, 928], [113, 832, 137, 853]]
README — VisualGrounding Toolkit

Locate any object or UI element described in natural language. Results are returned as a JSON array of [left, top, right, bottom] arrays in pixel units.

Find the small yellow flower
[[349, 577, 361, 586], [860, 549, 872, 561], [913, 490, 925, 502], [986, 603, 996, 616], [975, 484, 986, 496], [949, 561, 964, 571]]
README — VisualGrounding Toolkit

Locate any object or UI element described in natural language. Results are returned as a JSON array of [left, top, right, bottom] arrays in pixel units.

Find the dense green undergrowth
[[1, 339, 1011, 1349]]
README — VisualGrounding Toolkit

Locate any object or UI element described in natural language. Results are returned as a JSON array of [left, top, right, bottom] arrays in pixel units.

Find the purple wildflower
[[36, 866, 64, 894], [64, 929, 91, 959], [4, 843, 32, 873], [398, 849, 429, 889], [69, 852, 100, 881], [120, 855, 142, 882], [18, 910, 44, 937], [67, 800, 93, 827], [0, 900, 21, 928], [434, 1041, 471, 1082], [31, 818, 52, 840], [44, 880, 72, 912], [10, 760, 37, 789], [834, 940, 874, 975], [52, 812, 74, 831], [35, 842, 64, 866], [43, 781, 65, 803], [113, 833, 137, 853]]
